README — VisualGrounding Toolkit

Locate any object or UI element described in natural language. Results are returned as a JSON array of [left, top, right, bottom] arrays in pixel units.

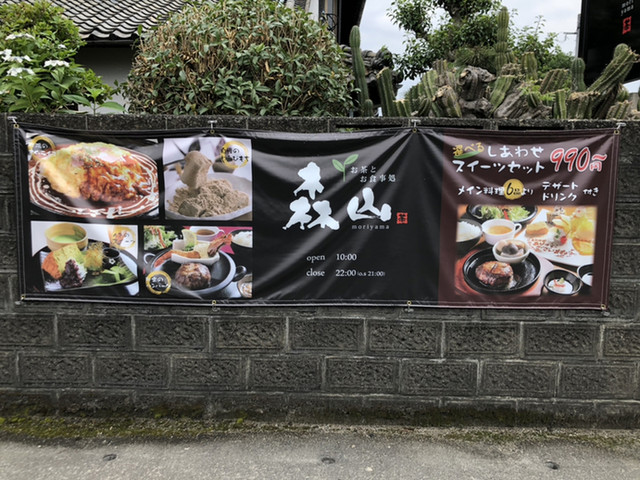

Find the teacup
[[102, 247, 121, 268], [45, 222, 88, 251], [482, 218, 522, 245]]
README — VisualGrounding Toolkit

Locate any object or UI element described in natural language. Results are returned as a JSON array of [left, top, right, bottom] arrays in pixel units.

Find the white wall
[[75, 46, 135, 110]]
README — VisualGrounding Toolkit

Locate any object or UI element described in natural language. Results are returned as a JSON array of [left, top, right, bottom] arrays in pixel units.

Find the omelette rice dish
[[37, 142, 154, 203]]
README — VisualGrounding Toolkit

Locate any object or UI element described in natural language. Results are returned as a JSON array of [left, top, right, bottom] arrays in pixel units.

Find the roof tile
[[0, 0, 189, 43], [0, 0, 367, 45]]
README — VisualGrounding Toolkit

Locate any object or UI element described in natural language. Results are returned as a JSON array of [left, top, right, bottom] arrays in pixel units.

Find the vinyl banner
[[14, 124, 618, 308]]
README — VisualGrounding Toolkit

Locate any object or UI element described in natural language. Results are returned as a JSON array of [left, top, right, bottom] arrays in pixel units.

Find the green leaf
[[9, 99, 31, 111], [99, 101, 125, 112], [63, 94, 91, 106], [332, 159, 345, 173], [344, 154, 358, 166]]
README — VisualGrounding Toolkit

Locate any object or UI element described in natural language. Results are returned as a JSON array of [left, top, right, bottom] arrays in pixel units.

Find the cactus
[[349, 26, 371, 116], [401, 36, 638, 119], [422, 70, 439, 97], [489, 74, 516, 110], [405, 80, 431, 116], [616, 86, 630, 102], [588, 43, 639, 93], [377, 67, 398, 116], [434, 85, 462, 117], [421, 70, 443, 116], [540, 69, 568, 94], [494, 7, 515, 74], [592, 85, 621, 118], [409, 80, 432, 116], [494, 51, 509, 75], [362, 99, 374, 117], [405, 85, 420, 113], [570, 57, 587, 92], [434, 59, 448, 77], [552, 90, 568, 119], [395, 99, 411, 117], [416, 96, 431, 116], [433, 59, 456, 87], [497, 7, 509, 43], [606, 100, 632, 119], [567, 91, 596, 119], [526, 89, 542, 109], [587, 44, 638, 118], [500, 63, 521, 77], [494, 86, 529, 118], [521, 52, 538, 81]]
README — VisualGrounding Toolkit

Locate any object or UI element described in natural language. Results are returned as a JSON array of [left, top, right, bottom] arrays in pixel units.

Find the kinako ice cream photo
[[178, 151, 211, 192], [169, 150, 249, 218]]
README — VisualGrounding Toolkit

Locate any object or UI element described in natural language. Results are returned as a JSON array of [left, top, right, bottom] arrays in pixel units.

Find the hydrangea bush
[[0, 0, 121, 113]]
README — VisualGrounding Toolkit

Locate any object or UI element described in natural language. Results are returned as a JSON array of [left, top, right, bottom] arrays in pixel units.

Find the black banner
[[14, 124, 618, 308]]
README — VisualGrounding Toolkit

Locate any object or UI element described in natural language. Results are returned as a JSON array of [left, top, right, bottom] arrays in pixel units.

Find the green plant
[[394, 27, 639, 120], [488, 74, 516, 111], [349, 26, 374, 117], [493, 7, 515, 74], [124, 0, 353, 116], [521, 52, 538, 81], [332, 154, 358, 181], [0, 0, 120, 113], [434, 85, 462, 117], [511, 16, 573, 75], [390, 0, 500, 78], [390, 2, 573, 79], [377, 67, 399, 116]]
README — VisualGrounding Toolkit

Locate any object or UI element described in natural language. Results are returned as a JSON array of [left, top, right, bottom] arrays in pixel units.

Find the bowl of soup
[[194, 227, 220, 242], [482, 219, 522, 245]]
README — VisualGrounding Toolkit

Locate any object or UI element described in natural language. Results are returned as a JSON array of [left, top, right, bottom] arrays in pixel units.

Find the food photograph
[[29, 221, 139, 296], [28, 140, 159, 219], [454, 205, 596, 300], [143, 226, 253, 299], [162, 137, 252, 221]]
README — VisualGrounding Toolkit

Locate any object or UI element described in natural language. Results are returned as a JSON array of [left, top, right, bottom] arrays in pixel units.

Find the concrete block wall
[[1, 114, 639, 426]]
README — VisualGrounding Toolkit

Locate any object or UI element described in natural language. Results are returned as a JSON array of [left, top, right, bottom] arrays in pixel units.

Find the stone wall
[[1, 114, 639, 426]]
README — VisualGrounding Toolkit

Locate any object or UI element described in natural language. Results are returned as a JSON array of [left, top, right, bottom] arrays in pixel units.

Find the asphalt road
[[1, 425, 639, 480]]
